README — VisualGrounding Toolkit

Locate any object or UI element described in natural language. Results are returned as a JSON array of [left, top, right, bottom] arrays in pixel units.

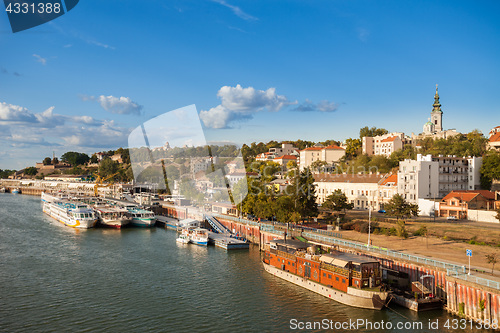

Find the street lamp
[[367, 206, 372, 247]]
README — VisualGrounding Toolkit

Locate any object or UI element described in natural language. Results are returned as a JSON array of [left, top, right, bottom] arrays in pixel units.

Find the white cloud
[[200, 84, 293, 129], [33, 54, 47, 65], [82, 95, 143, 115], [0, 102, 37, 122], [212, 0, 258, 21]]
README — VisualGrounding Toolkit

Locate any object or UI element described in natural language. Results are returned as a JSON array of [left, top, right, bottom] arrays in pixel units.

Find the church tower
[[430, 84, 443, 132]]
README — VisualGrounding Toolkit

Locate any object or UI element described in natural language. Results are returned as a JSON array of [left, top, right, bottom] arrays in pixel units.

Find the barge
[[263, 239, 390, 310]]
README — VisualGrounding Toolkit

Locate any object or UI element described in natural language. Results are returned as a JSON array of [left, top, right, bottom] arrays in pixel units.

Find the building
[[299, 145, 345, 170], [190, 156, 218, 174], [397, 155, 439, 203], [314, 173, 396, 210], [411, 85, 461, 142], [269, 143, 298, 158], [397, 154, 483, 203], [362, 132, 406, 157], [273, 155, 297, 169], [439, 190, 496, 219], [487, 128, 500, 151]]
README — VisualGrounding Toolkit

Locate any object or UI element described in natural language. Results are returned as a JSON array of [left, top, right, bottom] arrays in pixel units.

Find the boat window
[[335, 277, 339, 281]]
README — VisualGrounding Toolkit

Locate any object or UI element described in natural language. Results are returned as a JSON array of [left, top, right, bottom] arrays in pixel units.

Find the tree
[[344, 138, 361, 158], [43, 157, 52, 165], [61, 151, 90, 166], [24, 166, 38, 176], [359, 126, 388, 139], [480, 151, 500, 190], [385, 194, 419, 221], [496, 208, 500, 223], [286, 168, 318, 222], [485, 253, 498, 275], [322, 189, 354, 217], [90, 154, 98, 164], [98, 157, 119, 177], [52, 157, 59, 165]]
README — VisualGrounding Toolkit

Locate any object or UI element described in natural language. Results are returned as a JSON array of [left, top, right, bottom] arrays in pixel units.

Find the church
[[412, 85, 460, 141]]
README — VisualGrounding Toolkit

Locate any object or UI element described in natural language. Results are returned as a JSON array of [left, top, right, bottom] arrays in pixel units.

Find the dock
[[208, 232, 250, 250]]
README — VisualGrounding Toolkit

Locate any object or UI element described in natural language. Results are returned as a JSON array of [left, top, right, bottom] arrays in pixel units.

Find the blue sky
[[1, 0, 499, 169]]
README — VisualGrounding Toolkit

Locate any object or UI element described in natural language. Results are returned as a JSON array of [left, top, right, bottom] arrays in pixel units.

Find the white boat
[[185, 227, 209, 246], [95, 206, 131, 228], [176, 234, 190, 244], [0, 187, 6, 193], [11, 188, 20, 194], [41, 192, 98, 229], [127, 208, 156, 227]]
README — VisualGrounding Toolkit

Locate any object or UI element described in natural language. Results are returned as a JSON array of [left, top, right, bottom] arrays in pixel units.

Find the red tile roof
[[489, 132, 500, 142], [380, 174, 398, 186], [274, 155, 297, 160], [442, 192, 479, 202], [380, 136, 398, 143], [445, 190, 496, 201]]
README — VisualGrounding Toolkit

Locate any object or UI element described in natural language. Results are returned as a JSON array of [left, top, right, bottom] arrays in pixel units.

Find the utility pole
[[367, 206, 372, 247]]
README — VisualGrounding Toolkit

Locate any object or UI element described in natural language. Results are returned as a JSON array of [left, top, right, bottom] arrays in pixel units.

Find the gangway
[[122, 193, 135, 203], [205, 215, 232, 235]]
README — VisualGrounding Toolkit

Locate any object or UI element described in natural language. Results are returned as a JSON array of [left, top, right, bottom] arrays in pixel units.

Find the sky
[[0, 0, 499, 169]]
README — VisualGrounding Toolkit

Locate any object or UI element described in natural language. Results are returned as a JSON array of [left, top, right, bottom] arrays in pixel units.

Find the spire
[[432, 84, 442, 113]]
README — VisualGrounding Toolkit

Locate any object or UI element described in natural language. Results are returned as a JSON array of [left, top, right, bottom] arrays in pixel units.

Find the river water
[[0, 194, 492, 332]]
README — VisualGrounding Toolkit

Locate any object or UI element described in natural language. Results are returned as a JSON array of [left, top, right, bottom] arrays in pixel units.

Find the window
[[342, 279, 346, 283], [335, 277, 339, 281], [323, 273, 326, 277], [328, 274, 332, 279]]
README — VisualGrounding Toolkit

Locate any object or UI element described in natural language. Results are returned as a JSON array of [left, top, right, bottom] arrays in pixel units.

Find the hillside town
[[2, 86, 500, 224]]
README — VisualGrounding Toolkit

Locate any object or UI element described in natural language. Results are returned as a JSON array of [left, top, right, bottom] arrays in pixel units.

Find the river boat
[[0, 187, 6, 193], [176, 233, 190, 244], [127, 207, 155, 227], [188, 227, 209, 246], [262, 239, 390, 310], [41, 192, 98, 229], [11, 188, 20, 194], [95, 206, 131, 228]]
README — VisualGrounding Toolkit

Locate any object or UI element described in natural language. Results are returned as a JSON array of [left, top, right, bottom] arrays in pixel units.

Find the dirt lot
[[313, 210, 500, 278]]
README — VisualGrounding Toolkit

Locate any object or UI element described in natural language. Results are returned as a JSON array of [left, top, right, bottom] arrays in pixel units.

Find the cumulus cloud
[[200, 84, 293, 129], [0, 102, 37, 123], [62, 120, 129, 148], [212, 0, 258, 21], [293, 99, 339, 113], [82, 95, 143, 115], [33, 54, 47, 65]]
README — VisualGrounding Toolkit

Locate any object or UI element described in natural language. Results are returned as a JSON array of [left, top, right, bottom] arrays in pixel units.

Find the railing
[[205, 215, 231, 234], [303, 232, 466, 274], [321, 262, 349, 276], [211, 213, 261, 227], [447, 269, 500, 290]]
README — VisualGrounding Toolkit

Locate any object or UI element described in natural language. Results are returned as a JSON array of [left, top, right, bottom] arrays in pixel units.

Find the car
[[447, 216, 457, 220], [378, 209, 386, 214]]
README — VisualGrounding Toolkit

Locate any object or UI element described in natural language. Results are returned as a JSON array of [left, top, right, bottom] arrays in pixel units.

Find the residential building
[[314, 173, 395, 210], [273, 155, 297, 170], [299, 145, 345, 170], [397, 154, 483, 203], [439, 190, 496, 219], [397, 155, 440, 203], [362, 132, 406, 156], [487, 129, 500, 151], [269, 143, 298, 158]]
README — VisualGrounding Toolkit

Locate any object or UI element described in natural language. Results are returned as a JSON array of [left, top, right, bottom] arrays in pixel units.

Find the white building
[[397, 154, 483, 203], [314, 173, 397, 210], [362, 132, 406, 157], [397, 155, 439, 204]]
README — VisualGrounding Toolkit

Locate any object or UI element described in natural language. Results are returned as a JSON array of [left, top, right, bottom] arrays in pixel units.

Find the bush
[[413, 225, 428, 237]]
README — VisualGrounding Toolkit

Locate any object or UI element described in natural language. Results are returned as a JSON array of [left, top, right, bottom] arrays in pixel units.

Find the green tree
[[345, 138, 361, 158], [359, 126, 388, 139], [61, 152, 90, 166], [52, 157, 59, 165], [43, 157, 52, 165], [286, 168, 318, 222], [480, 151, 500, 190], [24, 166, 38, 176], [98, 158, 119, 178], [496, 208, 500, 223], [385, 194, 419, 221], [322, 189, 354, 217], [90, 154, 98, 164]]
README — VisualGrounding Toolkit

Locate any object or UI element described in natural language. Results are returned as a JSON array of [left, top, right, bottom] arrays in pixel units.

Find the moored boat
[[176, 233, 190, 244], [128, 208, 155, 227], [95, 206, 131, 228], [263, 239, 390, 310], [0, 187, 6, 193], [11, 188, 20, 194], [41, 192, 98, 229], [188, 227, 209, 246]]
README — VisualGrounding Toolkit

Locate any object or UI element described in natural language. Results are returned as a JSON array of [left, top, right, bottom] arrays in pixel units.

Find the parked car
[[378, 209, 386, 214], [447, 216, 457, 220]]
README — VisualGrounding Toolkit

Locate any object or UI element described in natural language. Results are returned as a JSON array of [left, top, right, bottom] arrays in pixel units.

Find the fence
[[447, 269, 500, 290]]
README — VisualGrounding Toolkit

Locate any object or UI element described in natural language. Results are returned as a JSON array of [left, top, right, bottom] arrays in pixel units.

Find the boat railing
[[321, 262, 350, 277], [275, 250, 296, 260]]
